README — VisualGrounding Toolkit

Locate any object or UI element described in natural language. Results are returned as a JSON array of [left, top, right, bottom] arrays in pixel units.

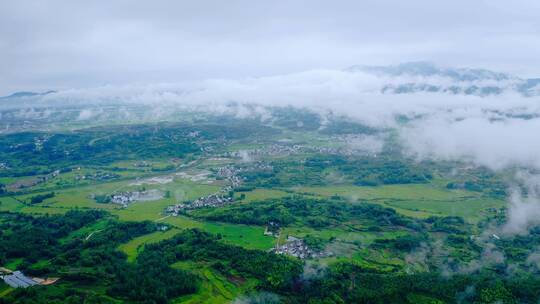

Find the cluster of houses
[[215, 165, 244, 188], [109, 189, 163, 208], [201, 146, 214, 153], [133, 161, 151, 167], [223, 142, 375, 159], [216, 162, 273, 186], [216, 165, 239, 179], [221, 140, 381, 159], [272, 236, 332, 260], [33, 135, 51, 151], [165, 165, 254, 216], [260, 144, 304, 156], [0, 162, 9, 170], [76, 171, 120, 181], [239, 161, 274, 174], [0, 268, 58, 289], [187, 130, 200, 138], [166, 193, 233, 216], [6, 169, 61, 191], [225, 144, 304, 159], [263, 221, 281, 237], [110, 192, 137, 207]]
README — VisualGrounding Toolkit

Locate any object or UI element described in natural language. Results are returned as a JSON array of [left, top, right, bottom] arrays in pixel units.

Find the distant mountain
[[0, 90, 56, 100], [348, 61, 512, 81], [347, 62, 540, 97]]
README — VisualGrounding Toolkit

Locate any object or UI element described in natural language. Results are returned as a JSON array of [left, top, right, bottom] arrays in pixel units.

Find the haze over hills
[[4, 2, 540, 303], [3, 62, 540, 104], [0, 90, 56, 100], [348, 61, 540, 96]]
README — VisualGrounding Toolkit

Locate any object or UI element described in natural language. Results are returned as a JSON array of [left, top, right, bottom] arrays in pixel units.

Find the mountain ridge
[[348, 61, 540, 96]]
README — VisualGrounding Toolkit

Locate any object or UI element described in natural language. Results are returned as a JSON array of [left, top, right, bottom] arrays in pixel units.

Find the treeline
[[54, 221, 197, 303], [240, 154, 433, 188], [271, 107, 322, 131], [141, 229, 302, 291], [290, 261, 540, 303], [2, 226, 301, 303], [318, 119, 378, 135], [0, 127, 198, 176], [0, 210, 106, 265], [0, 211, 199, 304], [28, 192, 55, 204], [192, 196, 421, 230], [0, 120, 281, 177], [2, 210, 538, 304]]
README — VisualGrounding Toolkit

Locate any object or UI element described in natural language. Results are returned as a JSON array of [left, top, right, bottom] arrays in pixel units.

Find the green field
[[119, 228, 181, 262], [172, 261, 258, 304], [162, 216, 275, 250], [0, 282, 14, 298], [294, 183, 505, 221], [236, 188, 289, 202], [0, 108, 533, 304]]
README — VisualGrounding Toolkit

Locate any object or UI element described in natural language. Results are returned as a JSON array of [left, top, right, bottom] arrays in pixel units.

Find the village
[[165, 193, 234, 215], [108, 189, 164, 208], [164, 165, 248, 216], [263, 221, 281, 237], [33, 135, 51, 151], [75, 170, 120, 181], [223, 142, 374, 160], [224, 144, 304, 159], [215, 165, 243, 188], [0, 162, 9, 170], [272, 236, 333, 260], [5, 169, 61, 192]]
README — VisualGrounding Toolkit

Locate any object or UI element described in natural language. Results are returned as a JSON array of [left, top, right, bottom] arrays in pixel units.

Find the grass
[[236, 188, 288, 202], [61, 219, 111, 244], [281, 226, 407, 246], [0, 166, 504, 262], [3, 177, 220, 219], [294, 183, 505, 222], [0, 177, 21, 184], [0, 282, 14, 298], [406, 293, 445, 304], [384, 197, 505, 221], [0, 196, 69, 215], [295, 183, 476, 201], [113, 181, 220, 222], [203, 222, 275, 250], [162, 215, 275, 250], [0, 197, 26, 213], [110, 159, 175, 171], [118, 228, 181, 262], [4, 258, 23, 270], [172, 261, 258, 304]]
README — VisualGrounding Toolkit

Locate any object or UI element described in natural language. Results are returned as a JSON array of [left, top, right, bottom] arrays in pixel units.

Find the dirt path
[[85, 229, 103, 241], [155, 215, 171, 222]]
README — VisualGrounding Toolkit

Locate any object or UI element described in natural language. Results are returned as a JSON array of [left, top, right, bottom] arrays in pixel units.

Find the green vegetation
[[192, 196, 420, 231], [118, 228, 181, 262], [28, 192, 55, 204], [0, 113, 532, 303]]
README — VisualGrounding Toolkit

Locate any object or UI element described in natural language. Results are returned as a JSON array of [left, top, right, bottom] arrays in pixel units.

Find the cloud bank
[[2, 1, 540, 94], [11, 65, 537, 172], [4, 63, 540, 234]]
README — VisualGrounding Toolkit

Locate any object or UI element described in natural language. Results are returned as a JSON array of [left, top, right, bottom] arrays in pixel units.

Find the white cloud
[[4, 65, 540, 235], [2, 1, 540, 94]]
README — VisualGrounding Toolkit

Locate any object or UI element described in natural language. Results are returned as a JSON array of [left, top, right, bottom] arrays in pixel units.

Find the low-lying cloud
[[4, 64, 540, 234], [15, 66, 538, 171]]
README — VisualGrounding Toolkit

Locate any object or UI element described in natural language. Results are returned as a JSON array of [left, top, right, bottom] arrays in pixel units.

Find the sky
[[1, 0, 540, 95]]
